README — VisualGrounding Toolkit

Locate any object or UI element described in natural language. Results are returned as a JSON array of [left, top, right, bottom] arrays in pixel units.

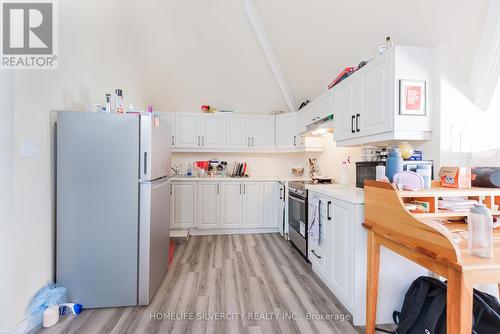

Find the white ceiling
[[123, 0, 489, 113]]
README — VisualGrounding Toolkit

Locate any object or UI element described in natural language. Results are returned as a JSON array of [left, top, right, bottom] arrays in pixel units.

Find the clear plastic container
[[468, 203, 493, 258]]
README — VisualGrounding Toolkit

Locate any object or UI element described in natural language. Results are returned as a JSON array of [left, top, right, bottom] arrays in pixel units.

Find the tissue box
[[439, 167, 473, 188]]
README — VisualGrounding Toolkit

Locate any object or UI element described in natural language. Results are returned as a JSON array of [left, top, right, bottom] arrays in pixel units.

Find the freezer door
[[138, 177, 171, 305], [140, 115, 171, 181]]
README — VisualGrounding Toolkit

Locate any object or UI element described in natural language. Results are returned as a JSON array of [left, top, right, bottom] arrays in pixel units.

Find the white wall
[[172, 152, 304, 177], [423, 43, 500, 169], [0, 72, 15, 331], [172, 137, 362, 183], [7, 0, 148, 330]]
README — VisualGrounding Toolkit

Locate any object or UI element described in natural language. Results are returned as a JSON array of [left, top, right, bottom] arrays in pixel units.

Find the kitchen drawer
[[309, 242, 325, 269]]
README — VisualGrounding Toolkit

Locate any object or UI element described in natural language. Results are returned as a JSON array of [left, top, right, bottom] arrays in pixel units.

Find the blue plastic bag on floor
[[25, 282, 67, 333]]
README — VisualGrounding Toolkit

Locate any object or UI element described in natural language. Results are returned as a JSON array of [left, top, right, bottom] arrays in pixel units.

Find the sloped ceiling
[[123, 0, 488, 113]]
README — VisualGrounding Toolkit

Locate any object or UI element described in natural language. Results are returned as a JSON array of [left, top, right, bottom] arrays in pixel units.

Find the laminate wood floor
[[41, 233, 378, 334]]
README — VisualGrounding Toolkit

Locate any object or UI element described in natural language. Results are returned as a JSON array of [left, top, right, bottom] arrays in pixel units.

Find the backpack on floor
[[392, 276, 500, 334]]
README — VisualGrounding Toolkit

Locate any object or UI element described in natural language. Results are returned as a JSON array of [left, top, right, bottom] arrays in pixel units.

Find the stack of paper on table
[[438, 197, 478, 212]]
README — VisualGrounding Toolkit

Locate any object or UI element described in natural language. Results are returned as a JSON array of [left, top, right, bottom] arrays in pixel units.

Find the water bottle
[[468, 203, 493, 258], [385, 148, 403, 182]]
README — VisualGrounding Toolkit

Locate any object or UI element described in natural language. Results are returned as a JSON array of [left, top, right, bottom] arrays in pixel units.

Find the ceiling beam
[[244, 0, 297, 113], [469, 0, 500, 110]]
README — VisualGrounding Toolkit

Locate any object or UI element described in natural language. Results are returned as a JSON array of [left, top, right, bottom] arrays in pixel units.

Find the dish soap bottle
[[468, 201, 493, 258], [385, 147, 403, 182]]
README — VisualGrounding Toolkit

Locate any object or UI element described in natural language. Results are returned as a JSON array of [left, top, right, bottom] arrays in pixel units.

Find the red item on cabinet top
[[328, 67, 356, 89]]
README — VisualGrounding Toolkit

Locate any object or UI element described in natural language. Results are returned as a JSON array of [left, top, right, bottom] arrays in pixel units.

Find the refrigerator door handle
[[143, 152, 148, 175]]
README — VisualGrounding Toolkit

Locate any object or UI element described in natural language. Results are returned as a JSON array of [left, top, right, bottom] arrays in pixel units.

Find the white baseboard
[[1, 317, 30, 334], [189, 228, 279, 236]]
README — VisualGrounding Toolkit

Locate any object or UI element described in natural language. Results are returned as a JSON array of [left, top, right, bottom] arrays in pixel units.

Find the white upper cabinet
[[275, 112, 299, 149], [332, 45, 434, 146], [334, 78, 357, 141], [158, 112, 176, 147], [226, 115, 251, 149], [175, 113, 201, 148], [226, 114, 274, 150], [170, 111, 324, 152], [251, 115, 275, 149], [174, 113, 226, 149], [308, 91, 333, 125], [358, 54, 392, 136], [200, 114, 226, 149]]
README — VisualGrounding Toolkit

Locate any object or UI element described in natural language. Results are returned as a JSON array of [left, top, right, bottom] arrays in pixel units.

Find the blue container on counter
[[386, 148, 403, 182]]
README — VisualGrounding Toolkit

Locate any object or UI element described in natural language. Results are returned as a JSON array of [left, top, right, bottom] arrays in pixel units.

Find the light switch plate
[[20, 139, 38, 157]]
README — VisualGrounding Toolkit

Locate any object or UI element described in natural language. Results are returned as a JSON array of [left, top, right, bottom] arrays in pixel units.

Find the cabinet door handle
[[243, 184, 246, 194], [356, 114, 360, 133], [240, 184, 242, 194], [252, 137, 254, 147], [197, 136, 200, 146], [217, 184, 220, 195], [170, 183, 173, 195], [248, 137, 250, 147], [143, 152, 148, 175], [171, 135, 175, 146], [311, 250, 322, 259], [327, 201, 332, 221], [279, 187, 283, 200], [351, 115, 355, 133], [293, 135, 296, 146]]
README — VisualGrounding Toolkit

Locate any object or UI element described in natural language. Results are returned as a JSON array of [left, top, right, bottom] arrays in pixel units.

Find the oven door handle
[[288, 194, 305, 204]]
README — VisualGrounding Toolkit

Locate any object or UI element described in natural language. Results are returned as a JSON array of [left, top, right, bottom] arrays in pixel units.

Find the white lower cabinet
[[264, 182, 278, 228], [307, 190, 428, 326], [330, 199, 355, 311], [197, 182, 220, 228], [171, 182, 197, 228], [220, 182, 243, 228], [172, 181, 278, 230], [308, 193, 333, 282], [242, 182, 264, 227]]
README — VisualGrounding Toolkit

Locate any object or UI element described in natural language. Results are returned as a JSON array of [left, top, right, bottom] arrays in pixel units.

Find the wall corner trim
[[244, 0, 297, 113]]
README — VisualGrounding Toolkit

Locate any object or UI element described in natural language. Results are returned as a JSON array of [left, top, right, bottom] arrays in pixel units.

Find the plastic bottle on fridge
[[115, 89, 124, 114]]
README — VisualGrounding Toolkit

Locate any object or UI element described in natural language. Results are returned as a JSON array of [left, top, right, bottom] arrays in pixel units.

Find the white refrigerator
[[56, 111, 171, 307]]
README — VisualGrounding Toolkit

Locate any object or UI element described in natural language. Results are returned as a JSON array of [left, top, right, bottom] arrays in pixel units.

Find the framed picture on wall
[[399, 79, 426, 116]]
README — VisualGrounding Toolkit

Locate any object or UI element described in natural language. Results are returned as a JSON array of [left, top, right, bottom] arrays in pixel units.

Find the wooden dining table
[[363, 180, 500, 334]]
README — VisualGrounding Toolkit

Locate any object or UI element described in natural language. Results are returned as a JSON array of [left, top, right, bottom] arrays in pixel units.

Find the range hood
[[301, 114, 334, 136]]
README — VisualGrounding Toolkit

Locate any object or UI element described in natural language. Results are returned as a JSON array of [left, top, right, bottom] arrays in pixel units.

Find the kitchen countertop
[[170, 175, 307, 182], [305, 184, 365, 204]]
